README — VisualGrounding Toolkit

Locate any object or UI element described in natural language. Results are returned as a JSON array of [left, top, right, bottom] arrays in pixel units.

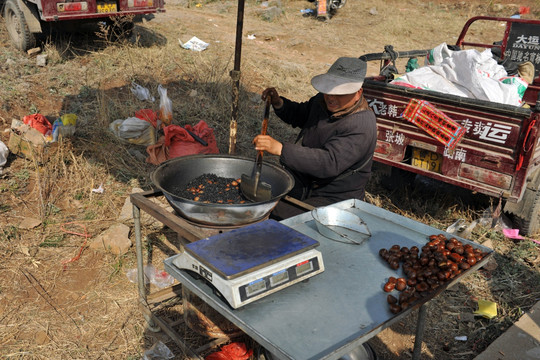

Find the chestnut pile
[[379, 234, 488, 314]]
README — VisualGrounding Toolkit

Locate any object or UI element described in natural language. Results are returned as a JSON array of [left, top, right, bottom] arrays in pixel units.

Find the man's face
[[323, 89, 363, 113]]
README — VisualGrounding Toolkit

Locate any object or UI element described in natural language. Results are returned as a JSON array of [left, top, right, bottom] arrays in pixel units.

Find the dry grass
[[1, 0, 540, 359]]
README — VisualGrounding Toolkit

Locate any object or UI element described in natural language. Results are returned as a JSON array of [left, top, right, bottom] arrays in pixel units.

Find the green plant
[[84, 211, 96, 220], [39, 234, 65, 248], [109, 256, 125, 280], [46, 203, 62, 215], [14, 169, 30, 182], [0, 226, 18, 242]]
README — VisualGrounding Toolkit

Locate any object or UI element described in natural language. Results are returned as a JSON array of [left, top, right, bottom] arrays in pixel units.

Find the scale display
[[172, 219, 325, 308]]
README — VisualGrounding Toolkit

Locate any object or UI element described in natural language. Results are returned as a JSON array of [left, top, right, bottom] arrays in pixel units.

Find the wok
[[151, 154, 295, 226]]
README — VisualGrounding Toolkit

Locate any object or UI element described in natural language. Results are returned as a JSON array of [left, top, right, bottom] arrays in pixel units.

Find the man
[[253, 57, 377, 219]]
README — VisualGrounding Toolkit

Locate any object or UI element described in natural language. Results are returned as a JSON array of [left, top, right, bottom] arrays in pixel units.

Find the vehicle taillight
[[128, 0, 151, 7], [57, 2, 88, 11]]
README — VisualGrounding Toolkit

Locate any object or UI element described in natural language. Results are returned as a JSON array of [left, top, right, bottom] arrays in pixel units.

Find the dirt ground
[[1, 0, 540, 359]]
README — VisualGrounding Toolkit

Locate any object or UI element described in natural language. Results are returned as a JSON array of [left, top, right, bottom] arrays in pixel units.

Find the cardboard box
[[7, 120, 56, 162]]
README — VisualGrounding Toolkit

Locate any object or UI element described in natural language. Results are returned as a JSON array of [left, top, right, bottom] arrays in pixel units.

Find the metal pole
[[229, 0, 245, 155], [133, 202, 145, 302], [412, 303, 428, 360], [133, 200, 158, 331]]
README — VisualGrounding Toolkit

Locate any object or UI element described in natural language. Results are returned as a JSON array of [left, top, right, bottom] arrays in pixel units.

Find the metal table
[[164, 199, 493, 360]]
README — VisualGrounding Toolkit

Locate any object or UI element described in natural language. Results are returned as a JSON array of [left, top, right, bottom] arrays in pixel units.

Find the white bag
[[0, 140, 9, 170], [130, 82, 155, 102], [393, 43, 525, 106], [109, 117, 155, 146]]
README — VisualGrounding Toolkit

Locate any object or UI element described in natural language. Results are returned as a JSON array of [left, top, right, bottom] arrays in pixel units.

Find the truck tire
[[504, 168, 540, 236], [328, 0, 346, 10], [4, 0, 36, 51]]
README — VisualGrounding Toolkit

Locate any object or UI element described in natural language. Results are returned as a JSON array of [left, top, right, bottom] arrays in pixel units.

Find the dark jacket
[[275, 93, 377, 202]]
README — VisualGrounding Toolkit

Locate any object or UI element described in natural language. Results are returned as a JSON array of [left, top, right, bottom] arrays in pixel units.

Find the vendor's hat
[[311, 57, 367, 95]]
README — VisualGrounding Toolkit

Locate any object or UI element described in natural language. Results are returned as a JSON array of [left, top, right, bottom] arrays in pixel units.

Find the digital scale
[[172, 219, 324, 309]]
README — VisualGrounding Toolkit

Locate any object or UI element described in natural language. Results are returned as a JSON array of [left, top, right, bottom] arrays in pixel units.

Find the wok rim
[[150, 154, 295, 207]]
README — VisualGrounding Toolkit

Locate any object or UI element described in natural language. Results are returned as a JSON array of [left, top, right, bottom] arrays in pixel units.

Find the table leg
[[133, 203, 159, 331], [412, 302, 428, 360]]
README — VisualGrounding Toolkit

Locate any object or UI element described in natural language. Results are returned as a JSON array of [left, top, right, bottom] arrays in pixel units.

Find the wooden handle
[[258, 97, 271, 157]]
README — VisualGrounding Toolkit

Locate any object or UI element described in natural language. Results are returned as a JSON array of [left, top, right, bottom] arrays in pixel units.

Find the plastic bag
[[0, 140, 8, 173], [393, 44, 524, 106], [158, 85, 173, 126], [23, 113, 52, 136], [126, 264, 174, 289], [135, 109, 158, 128], [146, 136, 169, 165], [142, 341, 174, 360], [205, 343, 253, 360], [52, 114, 77, 142], [425, 42, 455, 66], [131, 82, 155, 102], [165, 120, 219, 159], [61, 113, 78, 126], [110, 118, 156, 146]]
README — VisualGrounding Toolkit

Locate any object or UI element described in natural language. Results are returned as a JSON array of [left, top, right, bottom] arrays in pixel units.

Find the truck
[[1, 0, 165, 51], [360, 16, 540, 236]]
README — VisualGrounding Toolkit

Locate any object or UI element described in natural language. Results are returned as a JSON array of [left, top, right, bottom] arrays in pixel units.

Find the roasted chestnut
[[415, 282, 429, 292], [384, 281, 396, 292], [396, 279, 407, 291]]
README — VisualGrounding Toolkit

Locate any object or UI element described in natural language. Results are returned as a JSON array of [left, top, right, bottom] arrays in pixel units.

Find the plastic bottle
[[52, 118, 63, 142]]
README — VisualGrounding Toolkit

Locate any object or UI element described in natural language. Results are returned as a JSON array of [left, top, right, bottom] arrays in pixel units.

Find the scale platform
[[172, 219, 324, 309]]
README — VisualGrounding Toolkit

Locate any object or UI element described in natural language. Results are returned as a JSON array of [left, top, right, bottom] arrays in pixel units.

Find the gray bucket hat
[[311, 57, 367, 95]]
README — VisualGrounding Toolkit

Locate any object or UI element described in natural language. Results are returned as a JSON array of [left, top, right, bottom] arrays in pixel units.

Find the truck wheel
[[4, 0, 36, 51], [328, 0, 346, 10], [504, 169, 540, 236]]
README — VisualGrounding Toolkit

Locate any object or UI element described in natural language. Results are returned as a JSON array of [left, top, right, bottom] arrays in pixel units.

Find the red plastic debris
[[135, 109, 158, 128], [205, 342, 253, 360], [519, 6, 530, 15], [22, 113, 52, 136]]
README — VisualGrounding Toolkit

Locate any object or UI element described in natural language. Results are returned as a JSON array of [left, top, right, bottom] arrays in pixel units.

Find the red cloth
[[146, 136, 168, 165], [146, 120, 219, 165], [165, 120, 219, 159], [22, 114, 52, 135], [135, 109, 158, 128], [205, 343, 253, 360]]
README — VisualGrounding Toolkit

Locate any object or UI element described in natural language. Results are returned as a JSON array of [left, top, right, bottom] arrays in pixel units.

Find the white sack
[[393, 43, 526, 106], [110, 117, 151, 139], [0, 140, 9, 170]]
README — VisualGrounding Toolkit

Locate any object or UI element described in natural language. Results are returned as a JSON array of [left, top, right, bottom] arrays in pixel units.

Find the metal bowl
[[311, 206, 371, 245], [151, 154, 294, 226]]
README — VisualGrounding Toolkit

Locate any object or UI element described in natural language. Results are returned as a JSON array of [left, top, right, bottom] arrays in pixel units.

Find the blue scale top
[[185, 219, 320, 279]]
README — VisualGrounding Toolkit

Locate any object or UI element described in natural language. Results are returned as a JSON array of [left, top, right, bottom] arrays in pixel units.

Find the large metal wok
[[151, 154, 295, 226]]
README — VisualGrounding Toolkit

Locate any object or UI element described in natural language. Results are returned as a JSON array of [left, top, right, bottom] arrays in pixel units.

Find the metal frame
[[131, 190, 236, 359], [132, 190, 435, 359]]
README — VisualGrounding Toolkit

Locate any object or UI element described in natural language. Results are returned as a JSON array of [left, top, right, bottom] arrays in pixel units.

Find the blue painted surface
[[185, 219, 319, 279]]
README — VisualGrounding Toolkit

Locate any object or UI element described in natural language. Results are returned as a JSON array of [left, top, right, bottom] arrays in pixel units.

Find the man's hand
[[253, 134, 283, 156], [262, 87, 284, 109]]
